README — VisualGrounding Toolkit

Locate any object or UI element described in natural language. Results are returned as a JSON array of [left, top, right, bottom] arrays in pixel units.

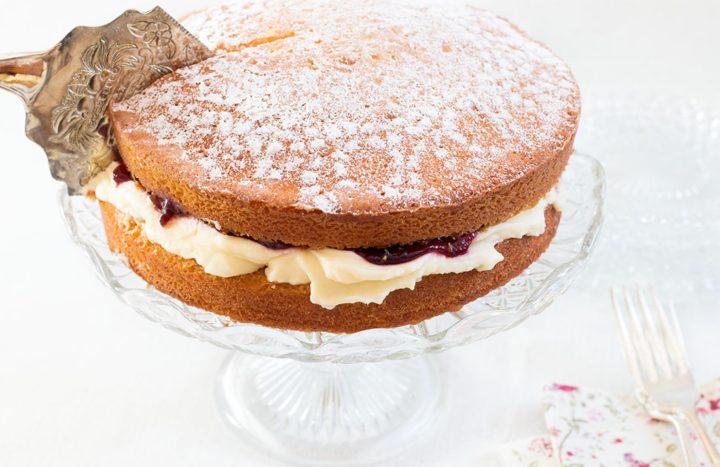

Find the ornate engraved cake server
[[0, 7, 212, 193]]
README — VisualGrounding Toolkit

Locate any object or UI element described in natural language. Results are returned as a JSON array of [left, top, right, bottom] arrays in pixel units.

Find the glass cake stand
[[60, 153, 604, 466]]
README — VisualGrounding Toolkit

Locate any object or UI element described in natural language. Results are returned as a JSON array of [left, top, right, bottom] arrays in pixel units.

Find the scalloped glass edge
[[60, 153, 605, 363]]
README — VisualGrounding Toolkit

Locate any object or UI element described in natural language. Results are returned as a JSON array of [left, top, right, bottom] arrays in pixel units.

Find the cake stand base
[[215, 352, 444, 466]]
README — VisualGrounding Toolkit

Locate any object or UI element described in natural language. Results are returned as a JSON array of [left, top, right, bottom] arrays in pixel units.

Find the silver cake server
[[0, 7, 212, 193]]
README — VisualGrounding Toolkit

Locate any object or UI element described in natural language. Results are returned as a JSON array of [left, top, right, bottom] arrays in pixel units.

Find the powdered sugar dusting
[[115, 0, 579, 213]]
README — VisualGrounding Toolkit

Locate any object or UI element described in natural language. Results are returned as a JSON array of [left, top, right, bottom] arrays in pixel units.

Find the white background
[[1, 1, 719, 466]]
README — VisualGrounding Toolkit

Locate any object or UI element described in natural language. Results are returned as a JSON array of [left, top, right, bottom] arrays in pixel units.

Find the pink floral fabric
[[482, 435, 557, 466], [542, 379, 720, 466]]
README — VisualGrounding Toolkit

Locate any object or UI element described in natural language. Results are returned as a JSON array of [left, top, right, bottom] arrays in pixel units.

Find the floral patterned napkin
[[485, 380, 720, 466], [542, 379, 720, 466], [482, 435, 557, 466]]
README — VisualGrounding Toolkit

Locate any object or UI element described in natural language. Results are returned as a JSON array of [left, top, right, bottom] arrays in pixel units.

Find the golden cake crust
[[110, 0, 579, 248], [100, 201, 561, 333]]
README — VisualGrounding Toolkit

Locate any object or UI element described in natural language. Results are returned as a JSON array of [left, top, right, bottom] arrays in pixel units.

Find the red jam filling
[[353, 232, 478, 265], [149, 194, 186, 227], [248, 238, 293, 250], [112, 162, 133, 185], [111, 162, 477, 263]]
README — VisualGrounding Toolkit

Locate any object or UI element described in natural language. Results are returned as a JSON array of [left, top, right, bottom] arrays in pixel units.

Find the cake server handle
[[0, 51, 46, 105], [0, 7, 212, 193]]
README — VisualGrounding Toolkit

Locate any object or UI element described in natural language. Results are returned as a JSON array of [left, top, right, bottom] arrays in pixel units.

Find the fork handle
[[678, 408, 720, 466], [663, 412, 699, 467]]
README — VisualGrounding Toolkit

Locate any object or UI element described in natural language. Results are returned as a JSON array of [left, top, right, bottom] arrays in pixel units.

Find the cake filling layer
[[87, 163, 561, 309]]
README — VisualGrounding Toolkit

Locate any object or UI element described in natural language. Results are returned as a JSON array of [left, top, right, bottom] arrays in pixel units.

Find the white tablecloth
[[1, 1, 718, 465]]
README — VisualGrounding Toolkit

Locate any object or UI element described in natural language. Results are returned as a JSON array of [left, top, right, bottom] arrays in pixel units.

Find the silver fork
[[611, 285, 720, 467]]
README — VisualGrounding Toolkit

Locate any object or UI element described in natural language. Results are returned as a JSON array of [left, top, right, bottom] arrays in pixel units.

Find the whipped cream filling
[[87, 163, 561, 309]]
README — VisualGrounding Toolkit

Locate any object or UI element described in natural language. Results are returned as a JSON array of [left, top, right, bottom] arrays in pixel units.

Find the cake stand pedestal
[[217, 353, 442, 465], [61, 154, 604, 466]]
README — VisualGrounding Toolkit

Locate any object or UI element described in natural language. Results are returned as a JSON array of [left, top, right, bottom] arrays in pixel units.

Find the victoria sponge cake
[[87, 0, 581, 332]]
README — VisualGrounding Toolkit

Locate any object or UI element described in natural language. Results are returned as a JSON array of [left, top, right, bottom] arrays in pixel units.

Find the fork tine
[[636, 285, 674, 380], [623, 286, 660, 384], [650, 288, 691, 375], [667, 301, 691, 374], [611, 286, 646, 389]]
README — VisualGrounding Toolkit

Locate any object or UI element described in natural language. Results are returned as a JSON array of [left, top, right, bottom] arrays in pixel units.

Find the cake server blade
[[0, 7, 212, 193]]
